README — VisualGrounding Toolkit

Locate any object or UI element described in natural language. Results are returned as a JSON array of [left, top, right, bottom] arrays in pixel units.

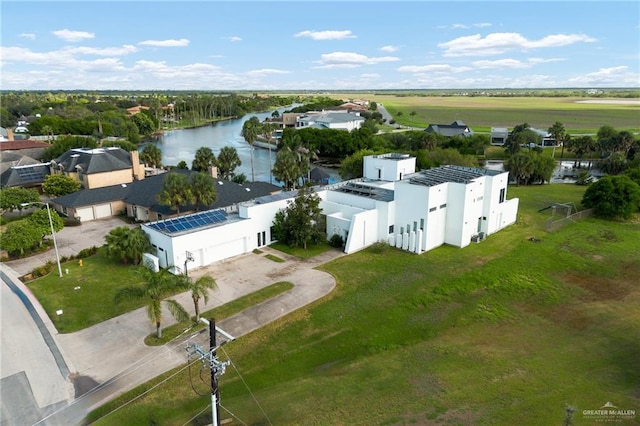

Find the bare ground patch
[[561, 272, 633, 301]]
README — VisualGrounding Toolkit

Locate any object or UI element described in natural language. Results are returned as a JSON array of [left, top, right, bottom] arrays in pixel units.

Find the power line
[[220, 403, 249, 426], [220, 346, 273, 426], [34, 325, 199, 425], [181, 403, 211, 426], [87, 358, 200, 425]]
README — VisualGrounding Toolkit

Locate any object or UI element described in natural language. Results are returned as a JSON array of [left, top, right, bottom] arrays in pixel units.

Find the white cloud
[[228, 36, 242, 42], [65, 45, 138, 56], [379, 45, 398, 52], [475, 23, 492, 28], [440, 23, 492, 30], [294, 30, 356, 40], [472, 59, 532, 69], [439, 32, 596, 57], [19, 33, 36, 40], [52, 29, 95, 42], [244, 68, 290, 77], [138, 38, 190, 47], [315, 51, 399, 68], [568, 66, 640, 86], [397, 64, 472, 73]]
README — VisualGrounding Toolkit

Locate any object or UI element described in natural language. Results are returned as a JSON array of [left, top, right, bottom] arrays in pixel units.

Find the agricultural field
[[332, 93, 640, 134], [88, 184, 640, 426]]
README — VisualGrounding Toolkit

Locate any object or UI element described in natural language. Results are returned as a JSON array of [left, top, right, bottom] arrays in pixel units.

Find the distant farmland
[[331, 94, 640, 134]]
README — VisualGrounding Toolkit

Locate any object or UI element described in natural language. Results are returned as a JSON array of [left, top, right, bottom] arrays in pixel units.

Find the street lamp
[[22, 201, 63, 278]]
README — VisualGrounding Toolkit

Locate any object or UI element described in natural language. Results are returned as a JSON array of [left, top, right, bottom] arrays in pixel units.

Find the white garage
[[75, 207, 95, 222], [95, 203, 112, 219]]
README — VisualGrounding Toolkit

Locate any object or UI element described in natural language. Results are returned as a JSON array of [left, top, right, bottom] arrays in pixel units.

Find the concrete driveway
[[3, 217, 134, 277], [2, 219, 343, 426]]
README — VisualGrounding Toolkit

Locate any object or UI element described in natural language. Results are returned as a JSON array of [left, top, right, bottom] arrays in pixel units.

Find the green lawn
[[88, 184, 640, 425], [27, 249, 147, 333], [269, 240, 335, 259], [144, 281, 295, 346]]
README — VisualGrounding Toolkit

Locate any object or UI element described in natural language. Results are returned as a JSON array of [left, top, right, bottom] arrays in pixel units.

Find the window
[[477, 196, 483, 201], [420, 219, 424, 230], [413, 221, 417, 232], [429, 207, 437, 212], [499, 188, 506, 203], [440, 203, 447, 209], [389, 225, 394, 234]]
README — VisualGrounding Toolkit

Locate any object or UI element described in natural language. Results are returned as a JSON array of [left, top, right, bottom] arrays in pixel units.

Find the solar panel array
[[409, 165, 492, 187], [147, 209, 228, 234], [14, 165, 48, 184], [335, 182, 394, 202]]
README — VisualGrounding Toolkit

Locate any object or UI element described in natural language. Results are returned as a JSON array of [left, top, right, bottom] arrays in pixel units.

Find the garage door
[[204, 238, 246, 264], [95, 203, 112, 219], [75, 207, 94, 222]]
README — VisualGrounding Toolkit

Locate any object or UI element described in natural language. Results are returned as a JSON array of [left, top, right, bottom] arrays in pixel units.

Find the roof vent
[[218, 181, 223, 185], [245, 188, 251, 191]]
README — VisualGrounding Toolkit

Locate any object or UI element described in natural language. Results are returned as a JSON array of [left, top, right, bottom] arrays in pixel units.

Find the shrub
[[77, 246, 98, 258], [329, 234, 344, 248]]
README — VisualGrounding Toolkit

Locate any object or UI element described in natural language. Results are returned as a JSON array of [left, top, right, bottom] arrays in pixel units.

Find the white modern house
[[141, 153, 519, 272], [296, 111, 365, 132]]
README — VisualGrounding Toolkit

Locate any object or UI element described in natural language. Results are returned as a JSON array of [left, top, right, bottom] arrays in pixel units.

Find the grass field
[[88, 184, 640, 426], [27, 249, 147, 333], [334, 94, 640, 134]]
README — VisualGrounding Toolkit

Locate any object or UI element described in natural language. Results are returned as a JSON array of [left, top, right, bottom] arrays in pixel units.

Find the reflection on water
[[152, 106, 340, 186]]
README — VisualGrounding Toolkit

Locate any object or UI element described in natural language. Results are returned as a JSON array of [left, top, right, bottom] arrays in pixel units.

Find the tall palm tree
[[217, 146, 241, 180], [180, 275, 218, 322], [115, 267, 190, 338], [272, 146, 300, 191], [262, 122, 275, 184], [241, 116, 260, 181], [548, 121, 566, 159]]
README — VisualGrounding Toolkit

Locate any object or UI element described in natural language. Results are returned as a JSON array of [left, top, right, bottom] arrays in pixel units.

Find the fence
[[545, 208, 594, 232]]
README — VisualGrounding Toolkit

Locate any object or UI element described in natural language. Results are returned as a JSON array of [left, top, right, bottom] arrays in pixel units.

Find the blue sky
[[1, 1, 639, 90]]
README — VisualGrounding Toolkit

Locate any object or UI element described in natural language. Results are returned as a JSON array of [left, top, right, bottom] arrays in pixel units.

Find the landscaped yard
[[87, 183, 640, 425]]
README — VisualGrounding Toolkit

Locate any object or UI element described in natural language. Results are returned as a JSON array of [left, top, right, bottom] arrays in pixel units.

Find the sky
[[1, 1, 639, 91]]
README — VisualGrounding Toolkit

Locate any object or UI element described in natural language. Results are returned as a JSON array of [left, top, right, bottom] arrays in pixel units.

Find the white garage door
[[75, 207, 94, 222], [95, 203, 112, 219], [204, 238, 246, 264]]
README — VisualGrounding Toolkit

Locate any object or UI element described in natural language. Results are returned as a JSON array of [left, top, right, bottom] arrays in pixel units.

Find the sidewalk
[[30, 245, 344, 425]]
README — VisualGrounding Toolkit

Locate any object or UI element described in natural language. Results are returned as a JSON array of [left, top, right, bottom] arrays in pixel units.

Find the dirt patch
[[548, 304, 593, 331], [561, 272, 632, 301]]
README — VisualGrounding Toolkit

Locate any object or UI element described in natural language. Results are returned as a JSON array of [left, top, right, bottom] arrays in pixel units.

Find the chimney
[[208, 165, 218, 179], [7, 128, 14, 140], [130, 150, 145, 181]]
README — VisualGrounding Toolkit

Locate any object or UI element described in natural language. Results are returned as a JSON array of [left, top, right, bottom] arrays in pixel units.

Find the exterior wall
[[363, 155, 416, 181], [240, 196, 293, 247], [424, 185, 448, 251], [130, 150, 145, 181], [84, 169, 133, 189], [344, 209, 379, 253]]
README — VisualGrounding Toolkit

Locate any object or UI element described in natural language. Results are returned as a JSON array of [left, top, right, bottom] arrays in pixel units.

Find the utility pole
[[186, 318, 235, 426]]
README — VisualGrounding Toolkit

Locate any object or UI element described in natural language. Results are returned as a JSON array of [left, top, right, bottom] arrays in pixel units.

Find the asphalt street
[[1, 216, 342, 425]]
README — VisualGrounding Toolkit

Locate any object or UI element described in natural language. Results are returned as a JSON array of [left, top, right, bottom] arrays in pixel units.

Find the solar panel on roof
[[147, 208, 229, 235]]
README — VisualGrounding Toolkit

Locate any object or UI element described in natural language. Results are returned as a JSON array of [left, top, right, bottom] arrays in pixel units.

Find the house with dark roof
[[50, 147, 145, 189], [49, 169, 281, 222], [425, 120, 474, 138], [140, 153, 519, 273], [0, 152, 51, 188]]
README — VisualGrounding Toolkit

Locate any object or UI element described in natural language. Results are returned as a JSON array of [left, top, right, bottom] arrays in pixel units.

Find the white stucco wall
[[363, 155, 416, 181], [344, 209, 379, 253]]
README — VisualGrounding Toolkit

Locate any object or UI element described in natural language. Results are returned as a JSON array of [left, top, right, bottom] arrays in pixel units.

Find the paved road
[[1, 214, 342, 425]]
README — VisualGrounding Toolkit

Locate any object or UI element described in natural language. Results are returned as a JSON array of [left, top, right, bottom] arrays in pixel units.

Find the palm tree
[[272, 146, 300, 191], [262, 121, 275, 184], [192, 147, 217, 172], [548, 121, 566, 159], [115, 267, 190, 338], [157, 173, 195, 215], [217, 146, 241, 180], [241, 116, 260, 181], [182, 275, 218, 322], [505, 152, 534, 186], [190, 172, 217, 211]]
